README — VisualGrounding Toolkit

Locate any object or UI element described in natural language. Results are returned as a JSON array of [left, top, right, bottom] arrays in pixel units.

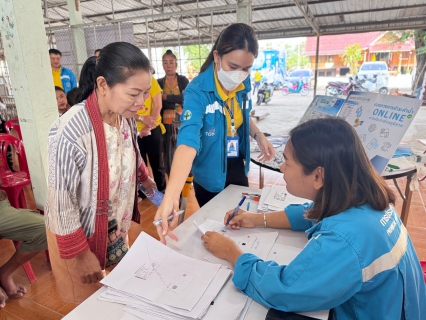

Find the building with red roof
[[305, 32, 416, 77]]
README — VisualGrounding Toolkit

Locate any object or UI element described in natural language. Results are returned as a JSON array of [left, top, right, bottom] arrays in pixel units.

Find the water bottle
[[139, 185, 164, 206]]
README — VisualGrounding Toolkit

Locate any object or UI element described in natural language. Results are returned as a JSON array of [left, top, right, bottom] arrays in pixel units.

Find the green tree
[[340, 44, 363, 75], [183, 44, 211, 72], [391, 29, 426, 92], [285, 42, 309, 70]]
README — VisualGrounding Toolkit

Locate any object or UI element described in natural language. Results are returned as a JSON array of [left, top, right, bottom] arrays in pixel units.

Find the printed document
[[101, 232, 221, 311]]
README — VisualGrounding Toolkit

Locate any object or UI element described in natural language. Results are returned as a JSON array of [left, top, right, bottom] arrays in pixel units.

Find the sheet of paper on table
[[112, 267, 248, 320], [259, 186, 310, 211], [194, 219, 278, 268], [100, 232, 222, 312], [102, 266, 232, 320]]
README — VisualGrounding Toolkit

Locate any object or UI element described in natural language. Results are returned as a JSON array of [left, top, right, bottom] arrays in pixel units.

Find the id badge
[[227, 136, 239, 158]]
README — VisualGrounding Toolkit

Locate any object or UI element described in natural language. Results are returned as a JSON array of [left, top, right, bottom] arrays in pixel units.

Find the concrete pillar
[[236, 0, 252, 26], [67, 0, 87, 77], [0, 0, 58, 209]]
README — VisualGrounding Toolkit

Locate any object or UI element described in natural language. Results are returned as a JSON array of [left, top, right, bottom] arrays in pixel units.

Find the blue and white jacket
[[60, 66, 77, 94], [234, 203, 426, 319], [177, 62, 252, 193]]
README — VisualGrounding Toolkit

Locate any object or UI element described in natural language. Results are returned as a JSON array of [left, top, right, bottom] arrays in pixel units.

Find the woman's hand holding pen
[[154, 195, 179, 244], [256, 133, 275, 162], [224, 209, 258, 230]]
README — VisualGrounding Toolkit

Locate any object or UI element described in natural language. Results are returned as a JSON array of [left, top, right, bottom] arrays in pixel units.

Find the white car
[[357, 61, 390, 86]]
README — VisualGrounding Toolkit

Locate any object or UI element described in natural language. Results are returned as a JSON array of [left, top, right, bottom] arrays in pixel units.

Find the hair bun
[[166, 49, 173, 54]]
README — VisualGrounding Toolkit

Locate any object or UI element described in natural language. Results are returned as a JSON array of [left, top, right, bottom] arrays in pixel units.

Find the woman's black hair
[[77, 42, 152, 102], [162, 49, 177, 61], [288, 117, 395, 221], [200, 23, 258, 73], [66, 87, 79, 107]]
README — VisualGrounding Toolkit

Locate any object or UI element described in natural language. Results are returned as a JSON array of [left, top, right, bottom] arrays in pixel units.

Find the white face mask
[[216, 59, 249, 91]]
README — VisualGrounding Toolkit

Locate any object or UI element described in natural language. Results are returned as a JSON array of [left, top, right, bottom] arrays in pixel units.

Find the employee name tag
[[227, 136, 239, 158]]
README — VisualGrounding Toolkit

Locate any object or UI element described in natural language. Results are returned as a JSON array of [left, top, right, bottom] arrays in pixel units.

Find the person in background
[[135, 76, 166, 194], [49, 48, 77, 94], [202, 118, 426, 319], [252, 69, 262, 95], [154, 23, 274, 243], [66, 87, 79, 109], [0, 96, 6, 110], [157, 50, 189, 176], [45, 42, 156, 304], [94, 49, 101, 58], [55, 86, 69, 116], [0, 179, 47, 309]]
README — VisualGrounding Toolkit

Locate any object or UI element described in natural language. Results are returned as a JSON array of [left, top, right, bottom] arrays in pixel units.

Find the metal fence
[[1, 0, 252, 106], [43, 0, 245, 80]]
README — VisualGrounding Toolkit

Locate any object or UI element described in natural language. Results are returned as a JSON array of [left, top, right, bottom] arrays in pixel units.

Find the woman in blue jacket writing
[[155, 23, 275, 243], [202, 118, 426, 319]]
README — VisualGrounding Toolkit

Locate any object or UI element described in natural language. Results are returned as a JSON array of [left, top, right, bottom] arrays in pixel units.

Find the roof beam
[[316, 3, 426, 19], [292, 0, 321, 35]]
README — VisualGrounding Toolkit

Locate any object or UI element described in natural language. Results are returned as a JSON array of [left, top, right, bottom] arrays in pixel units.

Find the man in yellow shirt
[[253, 69, 262, 95], [135, 76, 166, 193], [49, 49, 77, 94]]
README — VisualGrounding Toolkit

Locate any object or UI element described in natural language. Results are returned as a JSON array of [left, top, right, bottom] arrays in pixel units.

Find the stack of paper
[[99, 232, 236, 319], [258, 186, 310, 211]]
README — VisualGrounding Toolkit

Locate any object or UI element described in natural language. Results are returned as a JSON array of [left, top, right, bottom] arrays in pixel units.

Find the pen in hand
[[225, 196, 246, 226], [153, 210, 185, 226]]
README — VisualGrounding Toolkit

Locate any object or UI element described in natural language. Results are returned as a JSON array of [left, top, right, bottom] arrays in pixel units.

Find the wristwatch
[[253, 131, 262, 140]]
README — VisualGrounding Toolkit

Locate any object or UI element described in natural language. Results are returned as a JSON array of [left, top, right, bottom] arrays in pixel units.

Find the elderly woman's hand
[[201, 231, 243, 267], [140, 177, 157, 196]]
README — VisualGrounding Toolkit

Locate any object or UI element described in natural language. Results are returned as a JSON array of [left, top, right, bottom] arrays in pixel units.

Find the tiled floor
[[0, 163, 425, 319]]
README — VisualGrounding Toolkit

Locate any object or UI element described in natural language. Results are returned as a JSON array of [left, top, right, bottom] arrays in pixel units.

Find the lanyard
[[223, 99, 236, 137]]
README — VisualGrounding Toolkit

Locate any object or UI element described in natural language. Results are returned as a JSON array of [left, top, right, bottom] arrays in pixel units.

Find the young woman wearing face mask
[[154, 23, 275, 243]]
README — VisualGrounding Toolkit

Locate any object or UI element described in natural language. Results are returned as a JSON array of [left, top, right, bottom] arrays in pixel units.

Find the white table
[[63, 185, 328, 320]]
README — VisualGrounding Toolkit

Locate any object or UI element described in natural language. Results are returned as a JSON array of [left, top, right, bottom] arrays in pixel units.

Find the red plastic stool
[[421, 261, 426, 283]]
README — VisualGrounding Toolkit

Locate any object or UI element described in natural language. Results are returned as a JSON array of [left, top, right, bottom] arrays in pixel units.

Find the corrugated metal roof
[[305, 32, 382, 56], [41, 0, 426, 48]]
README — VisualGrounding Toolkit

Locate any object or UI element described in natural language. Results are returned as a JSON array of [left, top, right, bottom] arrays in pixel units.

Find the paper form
[[101, 232, 221, 311], [195, 219, 278, 268], [100, 267, 232, 320], [263, 186, 309, 211]]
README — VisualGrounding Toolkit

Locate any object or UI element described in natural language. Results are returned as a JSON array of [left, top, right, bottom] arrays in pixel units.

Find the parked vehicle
[[325, 76, 364, 96], [285, 69, 314, 87], [256, 82, 274, 105], [357, 74, 389, 94], [281, 79, 309, 96], [269, 80, 283, 90], [357, 61, 390, 86]]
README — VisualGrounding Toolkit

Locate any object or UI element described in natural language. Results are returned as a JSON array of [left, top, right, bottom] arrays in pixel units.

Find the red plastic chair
[[0, 133, 36, 283], [4, 119, 22, 141], [421, 261, 426, 283], [0, 134, 31, 208]]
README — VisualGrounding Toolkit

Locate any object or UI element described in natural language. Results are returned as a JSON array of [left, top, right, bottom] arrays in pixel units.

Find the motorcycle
[[281, 79, 309, 96], [357, 74, 389, 94], [256, 82, 274, 105], [325, 76, 365, 96]]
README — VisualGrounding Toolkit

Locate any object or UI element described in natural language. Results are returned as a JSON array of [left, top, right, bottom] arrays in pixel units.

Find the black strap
[[265, 309, 319, 320]]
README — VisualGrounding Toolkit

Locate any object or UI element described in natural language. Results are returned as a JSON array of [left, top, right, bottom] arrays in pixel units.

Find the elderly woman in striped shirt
[[45, 42, 156, 304]]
